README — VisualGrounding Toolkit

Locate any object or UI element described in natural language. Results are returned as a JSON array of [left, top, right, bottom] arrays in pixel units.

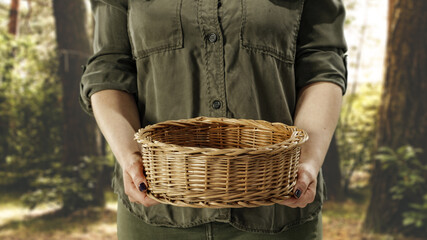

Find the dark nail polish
[[139, 183, 147, 192], [294, 189, 302, 199]]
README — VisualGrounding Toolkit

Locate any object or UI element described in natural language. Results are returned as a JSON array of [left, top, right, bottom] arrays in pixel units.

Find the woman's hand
[[121, 152, 160, 207], [277, 161, 319, 208], [276, 82, 343, 208], [91, 90, 160, 207]]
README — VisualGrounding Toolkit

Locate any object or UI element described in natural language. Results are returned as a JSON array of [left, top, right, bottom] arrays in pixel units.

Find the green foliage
[[376, 145, 427, 228], [403, 195, 427, 228], [0, 29, 62, 189], [376, 146, 425, 200], [21, 156, 112, 211], [0, 1, 113, 211], [61, 155, 112, 211], [0, 28, 113, 210], [336, 83, 381, 191]]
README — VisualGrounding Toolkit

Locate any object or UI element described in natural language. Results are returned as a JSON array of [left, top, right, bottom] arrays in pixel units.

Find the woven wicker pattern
[[134, 117, 308, 208]]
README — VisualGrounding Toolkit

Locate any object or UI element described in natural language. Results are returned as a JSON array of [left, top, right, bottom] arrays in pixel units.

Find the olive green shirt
[[80, 0, 347, 234]]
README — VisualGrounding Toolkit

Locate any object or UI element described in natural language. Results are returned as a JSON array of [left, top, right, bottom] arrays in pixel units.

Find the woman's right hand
[[121, 152, 160, 207], [91, 90, 159, 207]]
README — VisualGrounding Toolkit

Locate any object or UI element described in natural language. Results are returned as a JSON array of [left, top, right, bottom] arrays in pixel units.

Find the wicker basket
[[134, 117, 308, 208]]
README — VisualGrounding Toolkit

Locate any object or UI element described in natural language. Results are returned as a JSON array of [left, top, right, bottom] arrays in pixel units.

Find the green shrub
[[336, 83, 381, 192], [0, 29, 61, 190], [376, 145, 427, 228], [0, 29, 114, 210]]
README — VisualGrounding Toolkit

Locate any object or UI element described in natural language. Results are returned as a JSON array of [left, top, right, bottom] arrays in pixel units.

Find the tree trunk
[[4, 0, 21, 165], [364, 0, 427, 237], [93, 128, 107, 207], [8, 0, 19, 35], [322, 134, 344, 201], [52, 0, 104, 211]]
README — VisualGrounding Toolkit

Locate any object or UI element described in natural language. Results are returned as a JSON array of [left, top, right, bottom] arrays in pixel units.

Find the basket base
[[147, 193, 293, 208]]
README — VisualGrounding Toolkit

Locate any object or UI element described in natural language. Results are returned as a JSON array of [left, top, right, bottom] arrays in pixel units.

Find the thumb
[[293, 171, 310, 199], [127, 160, 148, 192]]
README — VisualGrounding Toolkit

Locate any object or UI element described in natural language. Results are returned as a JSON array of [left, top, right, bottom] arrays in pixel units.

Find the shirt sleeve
[[80, 0, 137, 115], [295, 0, 348, 94]]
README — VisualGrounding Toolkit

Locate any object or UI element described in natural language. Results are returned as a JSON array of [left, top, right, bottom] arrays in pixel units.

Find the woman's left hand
[[276, 82, 343, 208], [277, 161, 319, 208]]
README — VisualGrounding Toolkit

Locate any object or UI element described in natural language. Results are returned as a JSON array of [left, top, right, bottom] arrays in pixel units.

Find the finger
[[302, 183, 316, 203], [278, 198, 299, 208], [295, 182, 317, 208], [126, 162, 153, 205], [127, 160, 148, 191], [293, 171, 311, 199], [277, 165, 317, 208], [128, 196, 138, 203], [294, 161, 319, 198], [278, 189, 315, 208], [123, 169, 159, 207], [123, 170, 142, 197], [123, 170, 146, 201], [141, 194, 161, 207]]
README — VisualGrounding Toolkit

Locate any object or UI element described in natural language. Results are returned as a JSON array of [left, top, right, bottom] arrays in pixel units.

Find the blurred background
[[0, 0, 426, 239]]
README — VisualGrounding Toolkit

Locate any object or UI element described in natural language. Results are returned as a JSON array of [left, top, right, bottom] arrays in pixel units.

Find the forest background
[[0, 0, 426, 239]]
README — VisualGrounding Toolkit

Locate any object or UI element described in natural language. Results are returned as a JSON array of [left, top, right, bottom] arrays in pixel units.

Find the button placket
[[198, 0, 227, 117]]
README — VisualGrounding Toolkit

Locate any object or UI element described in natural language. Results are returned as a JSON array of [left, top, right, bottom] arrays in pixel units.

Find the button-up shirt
[[80, 0, 347, 233]]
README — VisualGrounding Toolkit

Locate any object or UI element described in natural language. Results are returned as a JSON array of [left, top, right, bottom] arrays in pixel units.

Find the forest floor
[[0, 190, 423, 240]]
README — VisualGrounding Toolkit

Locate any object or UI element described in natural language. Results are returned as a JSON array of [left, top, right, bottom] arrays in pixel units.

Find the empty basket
[[134, 116, 308, 208]]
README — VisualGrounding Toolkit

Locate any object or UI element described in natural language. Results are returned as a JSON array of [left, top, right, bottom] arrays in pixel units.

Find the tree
[[2, 0, 20, 165], [364, 0, 427, 237], [323, 134, 344, 201], [7, 0, 19, 35], [52, 0, 105, 211]]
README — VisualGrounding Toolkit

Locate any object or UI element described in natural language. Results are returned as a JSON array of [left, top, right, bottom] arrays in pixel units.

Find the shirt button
[[212, 100, 222, 109], [208, 33, 217, 43]]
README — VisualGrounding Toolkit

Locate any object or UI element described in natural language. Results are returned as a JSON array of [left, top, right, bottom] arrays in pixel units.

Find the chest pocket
[[128, 0, 183, 59], [241, 0, 304, 63]]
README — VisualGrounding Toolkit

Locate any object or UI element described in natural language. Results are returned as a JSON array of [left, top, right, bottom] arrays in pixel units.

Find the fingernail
[[294, 189, 301, 199], [139, 183, 147, 192]]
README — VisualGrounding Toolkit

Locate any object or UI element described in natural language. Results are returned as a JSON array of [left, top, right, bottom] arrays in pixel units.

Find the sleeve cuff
[[295, 49, 347, 95], [79, 54, 137, 115]]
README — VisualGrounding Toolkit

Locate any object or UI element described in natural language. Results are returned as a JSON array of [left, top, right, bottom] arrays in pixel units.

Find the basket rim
[[134, 117, 309, 155]]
